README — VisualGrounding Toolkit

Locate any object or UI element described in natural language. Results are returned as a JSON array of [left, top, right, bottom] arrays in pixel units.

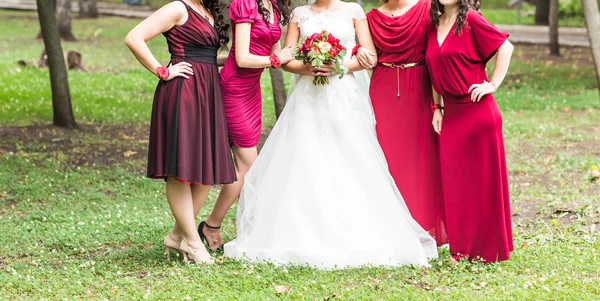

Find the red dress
[[366, 1, 447, 246], [425, 11, 513, 262], [147, 0, 237, 185], [220, 0, 282, 148]]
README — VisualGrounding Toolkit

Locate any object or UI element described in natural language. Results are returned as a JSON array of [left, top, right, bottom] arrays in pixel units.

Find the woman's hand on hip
[[165, 62, 194, 81], [468, 81, 496, 102]]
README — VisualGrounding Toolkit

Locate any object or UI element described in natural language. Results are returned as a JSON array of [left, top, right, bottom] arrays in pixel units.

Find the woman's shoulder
[[344, 2, 366, 20], [229, 0, 258, 13], [291, 4, 310, 14], [229, 0, 258, 23], [466, 9, 489, 26], [290, 5, 310, 23]]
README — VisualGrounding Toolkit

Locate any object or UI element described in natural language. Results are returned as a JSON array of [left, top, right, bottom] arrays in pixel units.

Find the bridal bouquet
[[294, 30, 348, 86]]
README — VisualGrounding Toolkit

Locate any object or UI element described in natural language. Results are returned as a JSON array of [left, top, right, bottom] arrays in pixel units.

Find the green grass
[[1, 9, 600, 300], [481, 8, 586, 27]]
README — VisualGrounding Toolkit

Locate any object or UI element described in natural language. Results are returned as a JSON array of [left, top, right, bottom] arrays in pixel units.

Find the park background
[[0, 0, 599, 299]]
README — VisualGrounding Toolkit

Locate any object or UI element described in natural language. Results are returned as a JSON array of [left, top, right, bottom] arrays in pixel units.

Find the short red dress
[[367, 0, 447, 246], [147, 0, 237, 185], [425, 10, 513, 262], [220, 0, 282, 148]]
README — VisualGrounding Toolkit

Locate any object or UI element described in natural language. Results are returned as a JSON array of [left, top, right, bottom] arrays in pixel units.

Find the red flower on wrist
[[351, 44, 361, 58], [269, 53, 281, 68], [432, 103, 442, 112], [156, 66, 170, 80]]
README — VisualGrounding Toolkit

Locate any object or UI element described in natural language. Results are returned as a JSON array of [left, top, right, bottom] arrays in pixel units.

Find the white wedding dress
[[224, 3, 438, 268]]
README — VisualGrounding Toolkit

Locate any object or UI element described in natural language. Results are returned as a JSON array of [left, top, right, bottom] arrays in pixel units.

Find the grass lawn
[[1, 10, 599, 300]]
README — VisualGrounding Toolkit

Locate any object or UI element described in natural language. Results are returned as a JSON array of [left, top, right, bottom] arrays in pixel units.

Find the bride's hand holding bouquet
[[294, 30, 348, 86]]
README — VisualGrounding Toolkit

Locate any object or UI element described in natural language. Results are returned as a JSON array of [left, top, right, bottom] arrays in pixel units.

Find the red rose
[[327, 35, 335, 44]]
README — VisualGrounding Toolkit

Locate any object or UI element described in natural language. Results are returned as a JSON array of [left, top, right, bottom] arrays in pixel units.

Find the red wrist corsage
[[269, 53, 281, 68], [432, 103, 443, 112], [351, 44, 361, 57], [156, 66, 170, 80]]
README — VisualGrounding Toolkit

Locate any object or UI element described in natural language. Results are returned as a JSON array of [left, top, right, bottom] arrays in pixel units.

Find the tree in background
[[549, 0, 559, 55], [582, 0, 600, 96], [535, 0, 550, 25], [37, 0, 77, 41], [269, 0, 307, 119], [36, 0, 78, 128], [79, 0, 98, 19]]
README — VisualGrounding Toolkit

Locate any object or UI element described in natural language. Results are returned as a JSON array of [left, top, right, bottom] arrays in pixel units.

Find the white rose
[[318, 41, 332, 54]]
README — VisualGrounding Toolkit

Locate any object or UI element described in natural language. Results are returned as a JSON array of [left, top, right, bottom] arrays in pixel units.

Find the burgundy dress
[[425, 11, 513, 262], [220, 0, 282, 148], [366, 0, 447, 246], [147, 0, 237, 185]]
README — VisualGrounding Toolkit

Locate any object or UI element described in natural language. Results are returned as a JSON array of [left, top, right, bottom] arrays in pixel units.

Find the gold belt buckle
[[381, 62, 420, 69]]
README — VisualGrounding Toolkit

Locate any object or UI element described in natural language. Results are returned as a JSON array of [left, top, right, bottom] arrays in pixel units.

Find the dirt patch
[[0, 124, 272, 168], [513, 44, 593, 67], [0, 124, 149, 168]]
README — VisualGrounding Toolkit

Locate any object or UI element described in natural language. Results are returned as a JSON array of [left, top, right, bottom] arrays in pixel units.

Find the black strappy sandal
[[198, 221, 224, 252]]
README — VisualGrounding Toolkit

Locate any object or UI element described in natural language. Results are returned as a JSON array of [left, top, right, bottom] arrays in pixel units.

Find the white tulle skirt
[[224, 72, 438, 269]]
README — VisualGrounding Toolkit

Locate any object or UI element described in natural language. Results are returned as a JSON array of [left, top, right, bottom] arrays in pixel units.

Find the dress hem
[[147, 174, 237, 186]]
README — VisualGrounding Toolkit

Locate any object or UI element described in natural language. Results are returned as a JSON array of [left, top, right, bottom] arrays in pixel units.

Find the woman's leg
[[165, 177, 211, 262], [172, 184, 211, 239], [203, 146, 258, 249]]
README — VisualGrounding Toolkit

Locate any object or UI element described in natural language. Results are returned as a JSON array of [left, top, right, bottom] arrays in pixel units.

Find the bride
[[224, 0, 437, 268]]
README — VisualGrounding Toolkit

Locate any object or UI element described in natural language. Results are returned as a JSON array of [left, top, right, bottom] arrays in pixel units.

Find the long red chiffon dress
[[425, 10, 513, 262], [366, 0, 447, 245], [220, 0, 282, 148], [147, 0, 237, 185]]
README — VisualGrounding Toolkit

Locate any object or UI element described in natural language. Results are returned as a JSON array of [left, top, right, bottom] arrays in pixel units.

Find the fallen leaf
[[123, 151, 137, 158], [275, 285, 292, 295], [121, 133, 135, 140]]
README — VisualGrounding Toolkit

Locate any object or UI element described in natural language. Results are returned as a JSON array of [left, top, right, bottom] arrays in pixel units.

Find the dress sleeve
[[289, 6, 305, 24], [467, 10, 509, 61], [350, 3, 367, 21], [229, 0, 258, 24]]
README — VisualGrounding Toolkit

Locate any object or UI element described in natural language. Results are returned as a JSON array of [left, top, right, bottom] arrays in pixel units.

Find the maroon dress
[[220, 0, 282, 148], [147, 0, 237, 185], [425, 11, 513, 262], [366, 0, 447, 246]]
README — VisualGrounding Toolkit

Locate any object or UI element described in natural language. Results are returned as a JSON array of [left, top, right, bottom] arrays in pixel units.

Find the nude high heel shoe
[[179, 238, 215, 264], [163, 233, 181, 262]]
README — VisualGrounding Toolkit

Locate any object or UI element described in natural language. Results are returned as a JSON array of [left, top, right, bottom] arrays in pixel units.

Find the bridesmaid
[[125, 0, 236, 263], [425, 0, 514, 262], [198, 0, 294, 250], [360, 0, 447, 245]]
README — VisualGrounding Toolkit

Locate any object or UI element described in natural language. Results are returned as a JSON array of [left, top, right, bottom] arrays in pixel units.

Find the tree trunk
[[535, 0, 550, 25], [78, 0, 98, 19], [549, 0, 560, 55], [36, 0, 78, 128], [269, 68, 287, 119], [57, 0, 77, 41], [582, 0, 600, 97], [37, 0, 77, 41], [268, 0, 308, 119]]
